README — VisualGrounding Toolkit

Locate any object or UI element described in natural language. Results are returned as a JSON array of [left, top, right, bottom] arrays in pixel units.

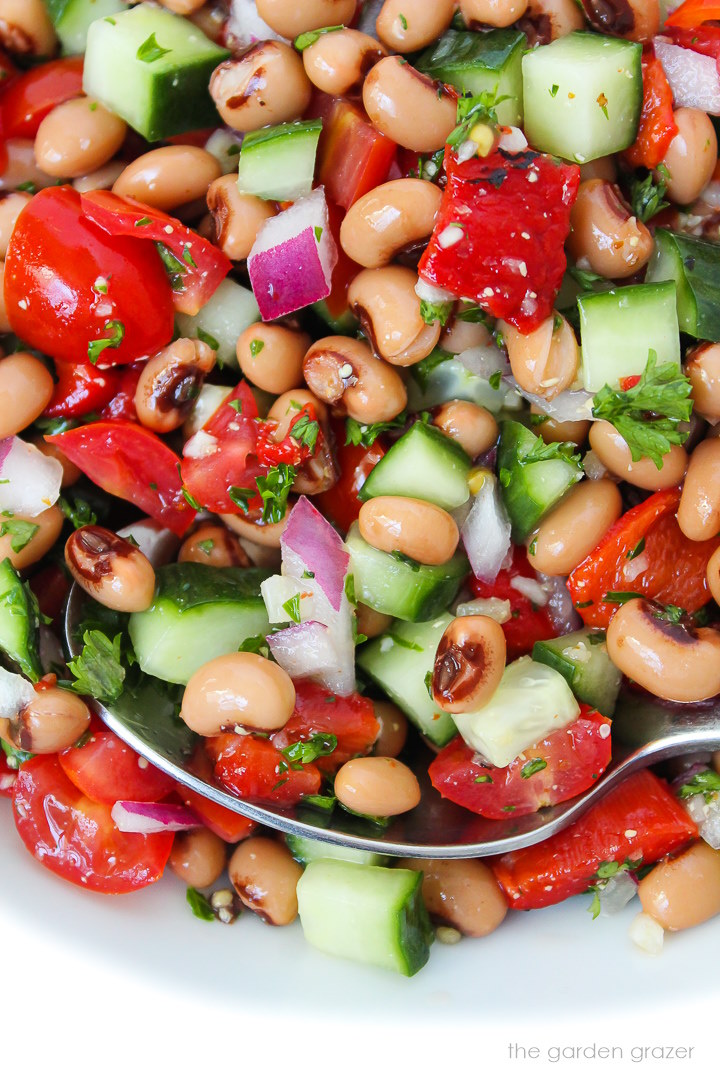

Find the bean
[[207, 176, 275, 261], [625, 0, 660, 43], [678, 439, 720, 541], [0, 504, 63, 571], [348, 266, 440, 366], [567, 179, 654, 279], [501, 312, 579, 400], [334, 756, 421, 817], [135, 338, 216, 434], [228, 835, 302, 925], [256, 0, 356, 38], [707, 545, 720, 606], [660, 108, 717, 206], [530, 407, 590, 446], [178, 524, 251, 568], [589, 420, 688, 490], [578, 155, 617, 183], [359, 496, 459, 565], [303, 335, 407, 423], [220, 505, 293, 550], [35, 438, 83, 487], [267, 388, 327, 428], [713, 750, 720, 773], [528, 478, 622, 576], [237, 322, 309, 394], [169, 827, 227, 889], [638, 841, 720, 931], [606, 597, 720, 702], [34, 98, 126, 180], [340, 178, 442, 269], [0, 192, 31, 258], [65, 525, 156, 613], [372, 701, 408, 758], [0, 0, 56, 56], [210, 42, 312, 132], [685, 342, 720, 422], [0, 138, 55, 193], [460, 0, 529, 29], [302, 29, 386, 96], [440, 309, 496, 354], [397, 858, 508, 937], [2, 685, 90, 755], [520, 0, 584, 42], [0, 263, 10, 332], [362, 57, 456, 153], [180, 652, 296, 736], [355, 604, 393, 641], [113, 146, 221, 212], [72, 160, 127, 194], [433, 400, 499, 459], [158, 0, 206, 13], [376, 0, 455, 52], [432, 615, 506, 713], [0, 351, 54, 436]]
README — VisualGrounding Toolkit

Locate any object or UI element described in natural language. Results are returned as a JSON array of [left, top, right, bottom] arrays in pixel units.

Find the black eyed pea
[[65, 525, 156, 613], [229, 836, 303, 925], [334, 756, 421, 817], [180, 652, 296, 736], [210, 43, 312, 133], [34, 98, 127, 180]]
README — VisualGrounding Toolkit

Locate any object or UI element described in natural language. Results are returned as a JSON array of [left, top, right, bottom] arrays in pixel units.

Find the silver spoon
[[64, 520, 720, 859]]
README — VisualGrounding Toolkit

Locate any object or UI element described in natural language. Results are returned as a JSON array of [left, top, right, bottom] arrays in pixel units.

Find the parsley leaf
[[0, 513, 39, 553], [518, 433, 582, 470], [228, 486, 255, 513], [520, 757, 547, 779], [290, 413, 319, 453], [568, 265, 609, 292], [678, 769, 720, 801], [282, 593, 302, 623], [256, 463, 296, 524], [447, 89, 508, 148], [196, 328, 220, 351], [67, 630, 125, 702], [186, 887, 215, 922], [602, 590, 645, 604], [87, 320, 124, 365], [591, 350, 693, 469], [628, 165, 670, 224], [294, 24, 344, 50], [137, 32, 171, 63], [345, 412, 407, 448], [281, 732, 338, 769], [238, 633, 269, 656], [420, 299, 453, 326], [156, 242, 187, 290], [58, 496, 97, 530]]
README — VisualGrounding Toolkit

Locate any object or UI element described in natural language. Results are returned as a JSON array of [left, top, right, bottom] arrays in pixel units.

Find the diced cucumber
[[296, 860, 433, 977], [522, 32, 642, 163], [0, 559, 42, 682], [44, 0, 126, 54], [175, 279, 260, 368], [359, 422, 470, 510], [406, 350, 516, 414], [578, 281, 680, 392], [357, 614, 457, 747], [128, 563, 271, 685], [453, 656, 580, 768], [346, 523, 468, 623], [497, 420, 583, 541], [532, 629, 622, 717], [83, 3, 229, 141], [311, 299, 358, 335], [236, 120, 322, 202], [415, 28, 526, 127], [285, 835, 387, 866], [646, 229, 720, 341]]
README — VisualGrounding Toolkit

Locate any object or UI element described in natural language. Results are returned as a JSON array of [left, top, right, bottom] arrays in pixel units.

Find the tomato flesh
[[314, 419, 385, 533], [623, 55, 678, 171], [1, 58, 83, 139], [47, 421, 196, 536], [207, 733, 323, 808], [59, 727, 175, 804], [4, 187, 174, 366], [272, 679, 380, 772], [176, 746, 255, 843], [12, 756, 174, 893], [567, 489, 716, 628], [99, 362, 143, 422], [43, 361, 121, 419], [469, 545, 558, 660], [489, 770, 697, 909], [316, 97, 397, 210], [418, 148, 580, 333]]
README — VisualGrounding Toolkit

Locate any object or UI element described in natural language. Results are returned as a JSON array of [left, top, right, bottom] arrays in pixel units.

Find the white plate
[[1, 796, 717, 1023]]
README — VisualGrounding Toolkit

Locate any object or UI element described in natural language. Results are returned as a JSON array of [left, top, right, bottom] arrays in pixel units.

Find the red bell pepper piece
[[623, 55, 679, 170], [665, 0, 720, 27], [469, 545, 558, 660], [490, 769, 697, 909]]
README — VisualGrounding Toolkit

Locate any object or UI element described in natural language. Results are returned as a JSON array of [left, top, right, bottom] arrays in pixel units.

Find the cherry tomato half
[[1, 58, 83, 140], [272, 679, 380, 772], [59, 727, 175, 804]]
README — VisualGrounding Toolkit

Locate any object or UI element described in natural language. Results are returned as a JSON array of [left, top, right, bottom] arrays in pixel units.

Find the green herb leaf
[[228, 399, 242, 413], [345, 412, 407, 448], [473, 774, 493, 784], [238, 633, 269, 656], [568, 264, 609, 291], [290, 413, 320, 453], [300, 792, 338, 811], [294, 24, 344, 50], [625, 537, 645, 561], [678, 769, 720, 801], [456, 306, 491, 326], [489, 370, 503, 391], [591, 351, 693, 469], [652, 603, 688, 626], [249, 338, 264, 357], [518, 432, 583, 470], [281, 732, 338, 768], [628, 165, 670, 224], [182, 244, 197, 268], [137, 32, 171, 63], [67, 630, 125, 703], [196, 538, 215, 555], [423, 670, 433, 699], [520, 757, 547, 779], [186, 887, 215, 922], [383, 632, 423, 652], [390, 550, 422, 572], [58, 496, 97, 530], [196, 328, 220, 351], [228, 486, 255, 514], [256, 463, 296, 524], [0, 514, 39, 553], [602, 590, 645, 605], [399, 12, 408, 28], [344, 573, 356, 605], [1, 737, 32, 769], [282, 593, 302, 624], [87, 319, 125, 364], [447, 89, 508, 148], [420, 299, 453, 326], [155, 242, 187, 290], [181, 487, 202, 511]]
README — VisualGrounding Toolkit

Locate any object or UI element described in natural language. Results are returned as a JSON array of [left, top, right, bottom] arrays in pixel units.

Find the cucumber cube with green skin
[[532, 630, 622, 717], [497, 420, 583, 541], [522, 32, 642, 163], [646, 229, 720, 341], [285, 835, 388, 866], [415, 29, 526, 127], [578, 281, 680, 392], [357, 613, 457, 747], [236, 120, 323, 203], [44, 0, 126, 55], [359, 422, 471, 510], [406, 351, 512, 414], [296, 861, 433, 977], [0, 558, 42, 682], [83, 3, 230, 141], [175, 279, 260, 368]]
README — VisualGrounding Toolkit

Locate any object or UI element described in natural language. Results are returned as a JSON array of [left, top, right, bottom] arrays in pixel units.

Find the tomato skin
[[5, 187, 174, 366], [79, 190, 231, 317], [176, 746, 256, 843], [0, 755, 15, 799], [314, 419, 385, 533], [46, 421, 196, 536], [59, 728, 175, 804], [1, 58, 83, 139], [207, 733, 323, 808], [272, 679, 380, 772], [28, 565, 69, 625], [419, 149, 580, 333], [12, 756, 174, 893], [316, 97, 397, 210], [429, 705, 612, 820], [664, 0, 720, 28], [623, 55, 678, 171], [324, 200, 363, 318], [43, 361, 121, 419], [664, 24, 720, 56], [567, 489, 716, 629], [99, 362, 143, 422], [469, 545, 557, 660], [489, 770, 697, 909]]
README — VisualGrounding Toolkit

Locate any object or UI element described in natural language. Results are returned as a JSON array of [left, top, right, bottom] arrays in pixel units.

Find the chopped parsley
[[196, 539, 215, 555], [67, 630, 125, 703], [294, 24, 344, 50], [282, 593, 302, 624], [345, 412, 407, 448], [520, 758, 547, 780], [0, 513, 38, 554], [602, 590, 645, 605], [186, 887, 215, 922], [182, 244, 197, 267], [420, 299, 453, 326], [473, 774, 493, 784], [87, 320, 125, 365], [678, 769, 720, 802], [625, 537, 645, 561], [587, 858, 642, 919], [228, 486, 255, 514], [181, 487, 202, 511], [290, 412, 320, 453], [489, 370, 503, 391], [196, 328, 220, 351], [398, 13, 408, 28], [137, 32, 171, 63], [156, 243, 187, 290], [249, 338, 264, 357], [628, 164, 670, 224], [59, 496, 97, 530], [447, 89, 509, 148], [390, 550, 422, 571], [257, 463, 296, 524], [281, 732, 338, 768]]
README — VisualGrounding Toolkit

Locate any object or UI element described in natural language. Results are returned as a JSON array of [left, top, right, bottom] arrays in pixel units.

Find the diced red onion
[[455, 597, 512, 623], [655, 37, 720, 115], [281, 497, 349, 612], [204, 128, 244, 175], [268, 621, 355, 696], [498, 127, 528, 153], [415, 278, 457, 305], [0, 437, 62, 516], [461, 474, 512, 584], [248, 188, 337, 320], [503, 377, 594, 422], [111, 801, 202, 834], [582, 450, 608, 481], [536, 573, 582, 634], [510, 575, 548, 607], [227, 0, 286, 47]]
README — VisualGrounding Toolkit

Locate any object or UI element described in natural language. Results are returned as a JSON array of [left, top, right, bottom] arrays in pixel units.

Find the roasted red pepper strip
[[469, 545, 557, 660], [418, 148, 580, 333], [623, 55, 679, 170], [665, 0, 720, 27], [567, 489, 716, 629]]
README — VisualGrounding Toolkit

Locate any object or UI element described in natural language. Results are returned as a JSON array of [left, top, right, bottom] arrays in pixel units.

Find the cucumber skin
[[0, 558, 42, 681], [647, 229, 720, 341], [45, 0, 127, 54], [285, 835, 387, 866], [359, 422, 471, 510], [532, 631, 622, 716], [497, 421, 582, 541]]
